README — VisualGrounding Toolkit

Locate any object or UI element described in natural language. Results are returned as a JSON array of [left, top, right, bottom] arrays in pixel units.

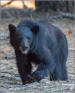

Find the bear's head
[[8, 23, 39, 54]]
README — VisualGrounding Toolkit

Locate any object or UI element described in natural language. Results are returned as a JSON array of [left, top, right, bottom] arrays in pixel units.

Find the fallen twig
[[0, 34, 9, 40], [69, 48, 75, 51], [0, 48, 11, 53]]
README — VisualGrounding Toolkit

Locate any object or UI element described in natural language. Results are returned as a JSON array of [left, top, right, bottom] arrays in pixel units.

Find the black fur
[[8, 20, 68, 84]]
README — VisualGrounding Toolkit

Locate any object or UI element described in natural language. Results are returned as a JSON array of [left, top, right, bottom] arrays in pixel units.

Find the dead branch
[[21, 0, 26, 9], [1, 0, 16, 7], [49, 12, 75, 20], [60, 12, 75, 20]]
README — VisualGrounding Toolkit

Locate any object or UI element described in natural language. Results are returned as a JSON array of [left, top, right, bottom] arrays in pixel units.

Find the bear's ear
[[31, 25, 39, 34], [8, 24, 16, 32]]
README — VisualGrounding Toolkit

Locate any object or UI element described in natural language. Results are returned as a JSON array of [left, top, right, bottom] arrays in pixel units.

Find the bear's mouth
[[19, 47, 29, 54], [22, 49, 29, 54]]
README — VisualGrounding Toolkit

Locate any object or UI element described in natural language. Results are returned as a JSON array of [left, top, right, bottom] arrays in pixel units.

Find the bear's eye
[[17, 37, 22, 43]]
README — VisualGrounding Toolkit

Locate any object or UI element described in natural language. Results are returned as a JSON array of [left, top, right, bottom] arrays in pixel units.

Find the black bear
[[8, 20, 68, 85]]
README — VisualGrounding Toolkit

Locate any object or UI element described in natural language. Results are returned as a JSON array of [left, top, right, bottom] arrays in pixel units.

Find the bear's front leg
[[32, 48, 56, 82], [15, 50, 33, 84]]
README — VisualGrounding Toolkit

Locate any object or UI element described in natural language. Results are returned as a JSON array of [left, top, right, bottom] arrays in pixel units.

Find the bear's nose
[[22, 46, 28, 51]]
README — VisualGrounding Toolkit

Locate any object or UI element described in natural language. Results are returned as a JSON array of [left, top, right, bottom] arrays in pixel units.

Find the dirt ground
[[0, 8, 75, 93]]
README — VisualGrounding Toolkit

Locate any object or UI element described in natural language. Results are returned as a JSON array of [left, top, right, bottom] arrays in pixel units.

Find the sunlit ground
[[1, 0, 36, 10]]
